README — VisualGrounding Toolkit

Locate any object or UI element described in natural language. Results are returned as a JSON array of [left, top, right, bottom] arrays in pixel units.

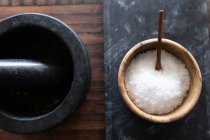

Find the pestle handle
[[0, 59, 66, 88]]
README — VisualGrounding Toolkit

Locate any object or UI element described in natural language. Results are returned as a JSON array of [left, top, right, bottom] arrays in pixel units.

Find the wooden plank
[[56, 120, 104, 131], [80, 34, 103, 45], [77, 100, 104, 114], [0, 4, 105, 140], [71, 24, 103, 33], [0, 0, 102, 5], [35, 15, 103, 25], [88, 85, 104, 96], [51, 130, 104, 140], [0, 130, 105, 140], [0, 4, 103, 14], [71, 112, 105, 121]]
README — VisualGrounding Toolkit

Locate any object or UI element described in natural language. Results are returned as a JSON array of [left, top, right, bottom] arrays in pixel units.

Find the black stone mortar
[[0, 13, 91, 134]]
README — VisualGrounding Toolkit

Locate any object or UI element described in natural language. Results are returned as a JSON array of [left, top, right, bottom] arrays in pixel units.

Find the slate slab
[[104, 0, 210, 139]]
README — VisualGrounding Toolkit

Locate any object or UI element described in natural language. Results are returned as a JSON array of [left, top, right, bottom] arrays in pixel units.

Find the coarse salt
[[125, 50, 190, 115]]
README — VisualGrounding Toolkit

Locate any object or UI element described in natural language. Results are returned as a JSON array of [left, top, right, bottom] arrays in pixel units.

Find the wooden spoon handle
[[155, 10, 164, 70]]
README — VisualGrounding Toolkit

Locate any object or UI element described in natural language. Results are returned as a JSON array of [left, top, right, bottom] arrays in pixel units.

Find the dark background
[[104, 0, 210, 140]]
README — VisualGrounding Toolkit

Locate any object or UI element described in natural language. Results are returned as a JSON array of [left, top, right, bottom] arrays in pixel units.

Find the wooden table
[[0, 0, 104, 140]]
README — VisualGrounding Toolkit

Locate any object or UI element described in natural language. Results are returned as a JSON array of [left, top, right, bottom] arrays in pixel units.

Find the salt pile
[[125, 50, 190, 115]]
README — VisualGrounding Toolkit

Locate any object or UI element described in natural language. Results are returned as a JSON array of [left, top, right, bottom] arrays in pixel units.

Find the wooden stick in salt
[[155, 10, 164, 71]]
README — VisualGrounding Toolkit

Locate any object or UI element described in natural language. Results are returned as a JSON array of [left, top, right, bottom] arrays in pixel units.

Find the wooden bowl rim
[[118, 38, 202, 123]]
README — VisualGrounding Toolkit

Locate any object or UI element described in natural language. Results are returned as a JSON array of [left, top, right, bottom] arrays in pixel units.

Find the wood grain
[[0, 0, 102, 6], [0, 4, 104, 140]]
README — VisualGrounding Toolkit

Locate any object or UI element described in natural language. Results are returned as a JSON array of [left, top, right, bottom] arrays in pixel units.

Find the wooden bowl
[[118, 38, 202, 123]]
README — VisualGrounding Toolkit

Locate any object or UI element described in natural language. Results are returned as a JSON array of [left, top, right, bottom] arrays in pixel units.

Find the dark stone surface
[[0, 13, 91, 134], [104, 0, 210, 139]]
